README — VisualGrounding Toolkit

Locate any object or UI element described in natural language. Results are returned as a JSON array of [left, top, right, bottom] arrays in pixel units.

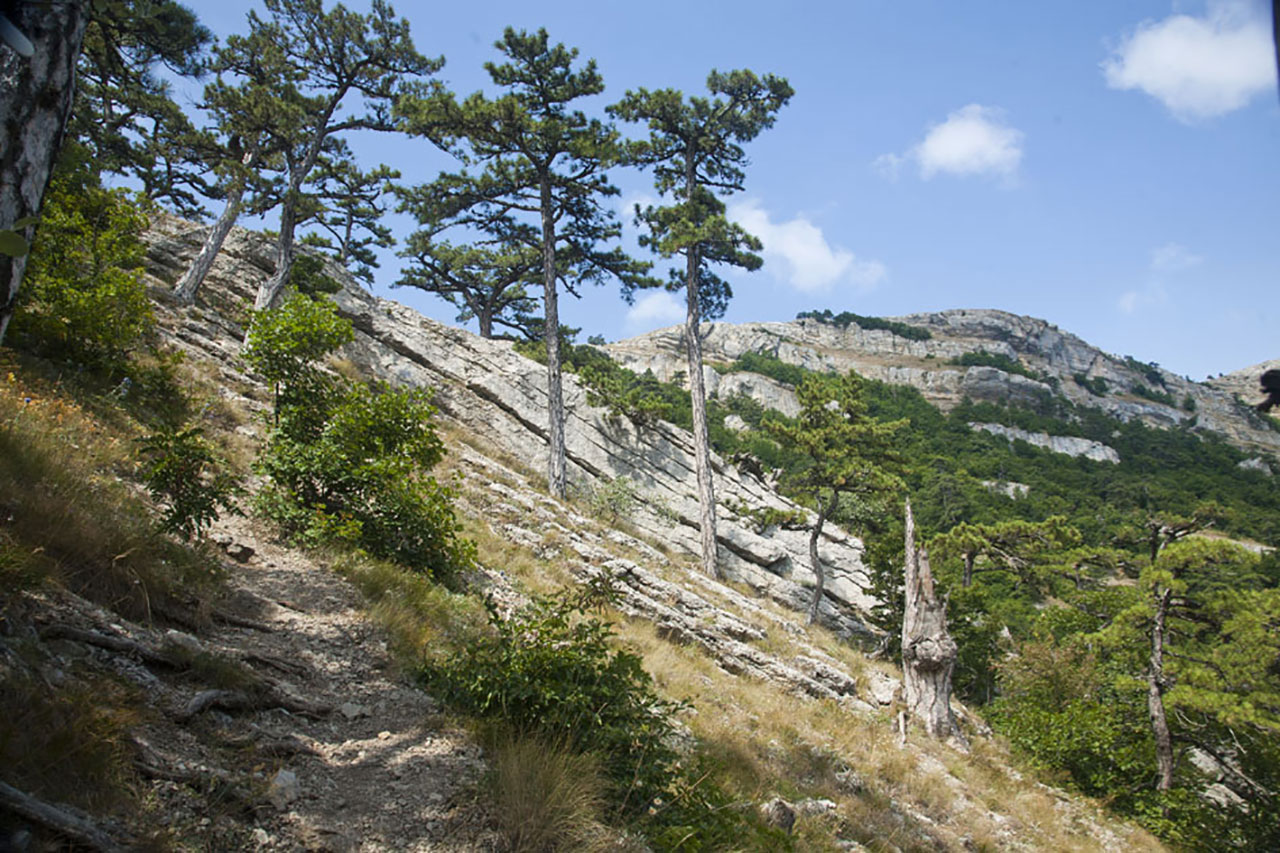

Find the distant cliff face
[[605, 310, 1280, 458]]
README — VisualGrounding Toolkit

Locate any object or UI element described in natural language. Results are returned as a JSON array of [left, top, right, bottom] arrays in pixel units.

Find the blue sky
[[180, 0, 1279, 380]]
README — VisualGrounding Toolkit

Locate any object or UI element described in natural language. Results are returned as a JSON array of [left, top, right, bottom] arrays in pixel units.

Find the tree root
[[37, 624, 330, 722], [177, 684, 331, 722], [212, 609, 275, 632], [0, 780, 127, 852]]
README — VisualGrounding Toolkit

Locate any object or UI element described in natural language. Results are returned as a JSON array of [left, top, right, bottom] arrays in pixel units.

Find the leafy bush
[[1072, 373, 1109, 397], [796, 308, 931, 340], [719, 349, 809, 387], [588, 476, 640, 522], [136, 424, 240, 539], [515, 336, 692, 428], [247, 296, 470, 578], [949, 350, 1047, 383], [243, 293, 354, 409], [11, 147, 155, 370], [422, 577, 680, 808], [422, 577, 789, 848]]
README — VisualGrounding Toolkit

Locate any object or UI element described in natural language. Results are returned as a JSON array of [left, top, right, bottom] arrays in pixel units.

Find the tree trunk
[[0, 2, 89, 344], [684, 157, 718, 578], [685, 246, 719, 578], [254, 184, 298, 312], [807, 490, 838, 624], [902, 499, 959, 739], [963, 552, 975, 588], [174, 149, 258, 304], [173, 190, 243, 304], [540, 175, 566, 499], [1148, 586, 1176, 791]]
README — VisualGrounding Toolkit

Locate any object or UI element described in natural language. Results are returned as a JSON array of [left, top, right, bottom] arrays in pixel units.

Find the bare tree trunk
[[902, 499, 959, 739], [963, 552, 975, 588], [173, 191, 242, 303], [173, 149, 257, 304], [1149, 586, 1176, 791], [540, 175, 566, 499], [685, 246, 718, 578], [807, 490, 838, 624], [0, 2, 89, 344], [254, 188, 298, 312]]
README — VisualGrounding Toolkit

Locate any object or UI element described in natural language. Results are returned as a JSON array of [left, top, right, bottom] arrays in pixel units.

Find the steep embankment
[[145, 214, 880, 638], [120, 214, 1165, 850]]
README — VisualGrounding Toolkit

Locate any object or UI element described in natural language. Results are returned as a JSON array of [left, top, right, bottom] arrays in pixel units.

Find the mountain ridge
[[604, 310, 1280, 459]]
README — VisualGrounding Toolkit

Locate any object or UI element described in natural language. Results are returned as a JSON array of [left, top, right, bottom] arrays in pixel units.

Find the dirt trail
[[180, 512, 499, 851]]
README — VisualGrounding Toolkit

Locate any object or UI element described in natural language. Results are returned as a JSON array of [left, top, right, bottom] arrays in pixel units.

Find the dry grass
[[0, 364, 222, 621], [0, 670, 141, 814], [485, 734, 629, 852], [333, 389, 1167, 852], [329, 550, 487, 669], [610, 602, 1164, 853]]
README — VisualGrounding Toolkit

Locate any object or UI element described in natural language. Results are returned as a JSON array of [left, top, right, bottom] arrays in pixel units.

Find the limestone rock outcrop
[[606, 310, 1280, 458], [970, 423, 1121, 464], [142, 214, 881, 639]]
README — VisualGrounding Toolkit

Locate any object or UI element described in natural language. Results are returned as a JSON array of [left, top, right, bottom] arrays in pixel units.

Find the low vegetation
[[796, 309, 932, 341]]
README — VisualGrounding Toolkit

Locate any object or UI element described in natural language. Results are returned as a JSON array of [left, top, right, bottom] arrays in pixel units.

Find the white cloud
[[1150, 242, 1204, 272], [1102, 1, 1276, 122], [728, 199, 887, 292], [625, 290, 684, 329], [875, 105, 1024, 182], [872, 152, 905, 182], [1118, 281, 1170, 315]]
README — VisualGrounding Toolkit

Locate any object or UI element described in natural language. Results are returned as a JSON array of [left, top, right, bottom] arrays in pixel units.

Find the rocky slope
[[113, 214, 1171, 850], [606, 312, 1280, 459], [144, 215, 880, 639]]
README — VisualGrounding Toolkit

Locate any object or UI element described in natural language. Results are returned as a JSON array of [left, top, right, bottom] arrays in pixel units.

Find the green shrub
[[243, 292, 354, 410], [12, 147, 155, 370], [247, 296, 470, 577], [136, 424, 240, 540], [721, 350, 809, 386], [796, 308, 931, 340], [256, 381, 471, 577], [949, 350, 1047, 383], [516, 336, 693, 428], [421, 577, 789, 848], [422, 577, 680, 807], [1131, 383, 1176, 407], [588, 476, 640, 522], [1072, 373, 1109, 397]]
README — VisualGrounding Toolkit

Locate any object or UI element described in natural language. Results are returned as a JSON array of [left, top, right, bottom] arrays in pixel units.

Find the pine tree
[[396, 28, 649, 497], [765, 371, 906, 622], [394, 204, 541, 338], [71, 0, 214, 218], [222, 0, 440, 313], [172, 31, 294, 304], [302, 140, 398, 285], [609, 70, 792, 577]]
